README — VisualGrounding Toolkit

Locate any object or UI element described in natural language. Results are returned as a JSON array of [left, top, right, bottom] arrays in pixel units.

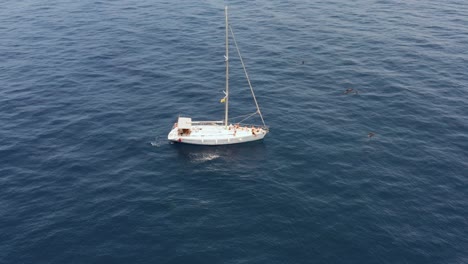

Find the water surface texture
[[1, 0, 467, 263]]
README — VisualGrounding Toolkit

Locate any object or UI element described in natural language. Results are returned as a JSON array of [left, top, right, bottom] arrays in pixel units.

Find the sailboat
[[167, 6, 268, 145]]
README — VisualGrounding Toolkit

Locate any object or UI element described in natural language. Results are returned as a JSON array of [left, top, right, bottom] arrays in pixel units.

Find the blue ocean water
[[1, 0, 467, 263]]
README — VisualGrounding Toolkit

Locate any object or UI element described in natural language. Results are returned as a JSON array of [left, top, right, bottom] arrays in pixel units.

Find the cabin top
[[177, 117, 192, 129]]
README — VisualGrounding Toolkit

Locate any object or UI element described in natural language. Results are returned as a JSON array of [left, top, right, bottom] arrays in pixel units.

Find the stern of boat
[[167, 127, 179, 142]]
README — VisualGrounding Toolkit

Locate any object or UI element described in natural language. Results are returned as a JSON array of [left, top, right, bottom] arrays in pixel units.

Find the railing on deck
[[172, 120, 269, 131], [233, 122, 268, 129], [190, 121, 224, 126]]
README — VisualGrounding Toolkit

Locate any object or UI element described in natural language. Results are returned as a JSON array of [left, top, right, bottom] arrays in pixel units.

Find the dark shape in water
[[344, 88, 354, 94]]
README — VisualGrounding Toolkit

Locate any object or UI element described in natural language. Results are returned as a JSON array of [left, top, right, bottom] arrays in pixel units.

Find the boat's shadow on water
[[171, 141, 268, 165]]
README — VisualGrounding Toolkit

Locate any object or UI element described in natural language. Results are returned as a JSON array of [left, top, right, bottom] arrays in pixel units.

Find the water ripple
[[1, 0, 467, 263]]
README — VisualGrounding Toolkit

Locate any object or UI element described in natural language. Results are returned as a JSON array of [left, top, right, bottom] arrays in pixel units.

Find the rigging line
[[229, 25, 266, 127], [230, 111, 258, 121], [238, 111, 259, 124]]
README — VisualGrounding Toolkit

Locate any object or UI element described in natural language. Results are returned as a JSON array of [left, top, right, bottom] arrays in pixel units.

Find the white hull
[[168, 124, 267, 145]]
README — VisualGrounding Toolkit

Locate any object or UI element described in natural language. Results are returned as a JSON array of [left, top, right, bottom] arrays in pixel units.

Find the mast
[[224, 6, 229, 127]]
